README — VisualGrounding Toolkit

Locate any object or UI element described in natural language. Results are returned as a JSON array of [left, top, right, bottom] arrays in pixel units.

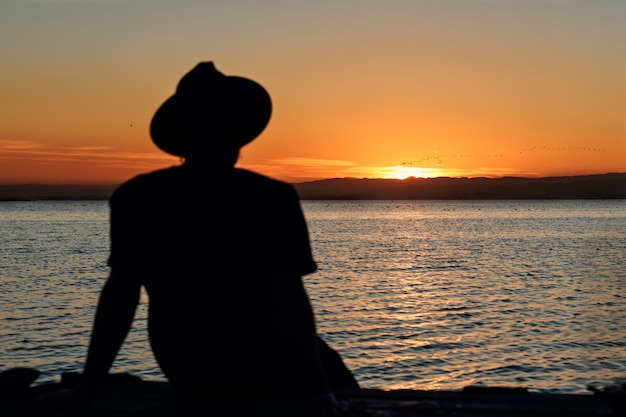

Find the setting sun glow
[[0, 1, 623, 185], [381, 166, 442, 180]]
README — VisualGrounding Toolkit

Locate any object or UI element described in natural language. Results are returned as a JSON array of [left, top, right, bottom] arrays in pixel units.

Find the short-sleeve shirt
[[108, 165, 317, 282], [106, 165, 320, 394]]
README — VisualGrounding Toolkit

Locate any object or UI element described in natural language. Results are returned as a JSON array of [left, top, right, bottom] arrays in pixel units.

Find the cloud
[[237, 157, 359, 182], [0, 139, 174, 167], [0, 139, 42, 150], [269, 157, 358, 168]]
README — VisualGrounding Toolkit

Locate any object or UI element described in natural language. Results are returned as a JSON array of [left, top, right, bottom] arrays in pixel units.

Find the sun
[[383, 165, 439, 180]]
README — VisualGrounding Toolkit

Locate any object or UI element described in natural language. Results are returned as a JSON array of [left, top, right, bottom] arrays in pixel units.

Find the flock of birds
[[401, 146, 606, 167]]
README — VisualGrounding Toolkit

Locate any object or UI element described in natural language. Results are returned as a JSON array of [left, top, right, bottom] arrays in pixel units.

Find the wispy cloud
[[0, 139, 175, 169], [237, 156, 360, 182], [268, 157, 358, 168]]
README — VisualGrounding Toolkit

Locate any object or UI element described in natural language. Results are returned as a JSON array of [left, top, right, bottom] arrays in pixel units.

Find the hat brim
[[150, 75, 272, 158]]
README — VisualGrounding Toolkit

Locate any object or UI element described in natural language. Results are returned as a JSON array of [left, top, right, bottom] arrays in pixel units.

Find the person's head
[[150, 62, 272, 165]]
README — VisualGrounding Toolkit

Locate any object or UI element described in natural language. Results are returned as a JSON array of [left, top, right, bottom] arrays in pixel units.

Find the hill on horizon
[[0, 173, 624, 200], [294, 173, 626, 200]]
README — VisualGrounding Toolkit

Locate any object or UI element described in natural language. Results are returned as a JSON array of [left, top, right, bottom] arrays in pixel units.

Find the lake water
[[1, 199, 625, 394]]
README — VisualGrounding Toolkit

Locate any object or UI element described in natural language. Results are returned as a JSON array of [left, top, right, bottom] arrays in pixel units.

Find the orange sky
[[1, 0, 624, 185]]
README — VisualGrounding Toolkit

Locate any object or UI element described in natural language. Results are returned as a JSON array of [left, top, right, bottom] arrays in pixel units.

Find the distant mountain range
[[294, 173, 626, 200], [0, 173, 625, 201]]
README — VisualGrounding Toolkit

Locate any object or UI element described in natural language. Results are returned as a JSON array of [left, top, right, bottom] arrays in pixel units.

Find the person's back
[[109, 163, 325, 398]]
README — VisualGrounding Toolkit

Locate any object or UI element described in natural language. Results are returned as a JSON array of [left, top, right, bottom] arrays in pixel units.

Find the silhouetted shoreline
[[0, 173, 624, 201], [294, 173, 626, 200], [0, 184, 116, 201]]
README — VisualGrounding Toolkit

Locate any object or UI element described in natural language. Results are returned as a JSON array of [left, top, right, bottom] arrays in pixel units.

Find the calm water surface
[[1, 199, 625, 394]]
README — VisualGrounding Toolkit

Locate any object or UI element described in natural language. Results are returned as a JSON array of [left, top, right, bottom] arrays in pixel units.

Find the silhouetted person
[[71, 62, 357, 413]]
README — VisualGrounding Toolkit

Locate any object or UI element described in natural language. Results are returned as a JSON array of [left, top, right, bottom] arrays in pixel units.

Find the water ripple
[[2, 200, 626, 394]]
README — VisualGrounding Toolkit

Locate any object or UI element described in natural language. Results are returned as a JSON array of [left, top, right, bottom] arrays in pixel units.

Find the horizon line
[[0, 171, 624, 187]]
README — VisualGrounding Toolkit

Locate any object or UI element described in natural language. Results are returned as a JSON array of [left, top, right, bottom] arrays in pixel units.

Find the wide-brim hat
[[150, 62, 272, 157]]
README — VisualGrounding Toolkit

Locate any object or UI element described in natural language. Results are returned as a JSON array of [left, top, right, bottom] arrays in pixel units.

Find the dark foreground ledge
[[1, 368, 624, 417]]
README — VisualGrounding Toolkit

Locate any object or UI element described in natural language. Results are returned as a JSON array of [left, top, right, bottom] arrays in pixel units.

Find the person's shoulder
[[111, 166, 182, 200], [234, 168, 295, 192]]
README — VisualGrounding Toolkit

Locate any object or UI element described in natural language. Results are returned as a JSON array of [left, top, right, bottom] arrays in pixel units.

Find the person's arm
[[269, 275, 330, 396], [78, 268, 141, 401]]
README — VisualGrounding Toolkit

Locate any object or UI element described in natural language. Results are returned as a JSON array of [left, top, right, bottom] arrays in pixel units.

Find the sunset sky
[[1, 0, 624, 185]]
